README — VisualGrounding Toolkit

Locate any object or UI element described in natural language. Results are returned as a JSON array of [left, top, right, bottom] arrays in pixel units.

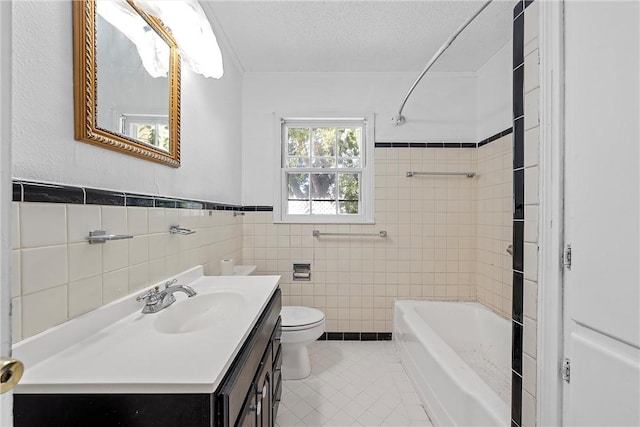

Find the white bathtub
[[393, 300, 511, 426]]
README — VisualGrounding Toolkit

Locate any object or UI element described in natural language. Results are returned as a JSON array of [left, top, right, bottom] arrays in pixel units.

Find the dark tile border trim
[[12, 179, 275, 212], [318, 332, 392, 341], [477, 127, 514, 147], [511, 1, 530, 425], [375, 128, 513, 150]]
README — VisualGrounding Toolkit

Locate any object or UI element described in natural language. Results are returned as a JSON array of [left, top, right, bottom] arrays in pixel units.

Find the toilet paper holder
[[293, 263, 311, 281]]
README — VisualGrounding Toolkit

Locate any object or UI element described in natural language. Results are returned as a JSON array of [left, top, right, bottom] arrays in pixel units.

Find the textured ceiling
[[200, 0, 515, 73]]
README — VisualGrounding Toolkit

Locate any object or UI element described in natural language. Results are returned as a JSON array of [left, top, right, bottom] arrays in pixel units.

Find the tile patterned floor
[[275, 341, 433, 427]]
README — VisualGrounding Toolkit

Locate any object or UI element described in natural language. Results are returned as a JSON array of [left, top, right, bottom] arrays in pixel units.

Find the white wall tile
[[67, 205, 101, 243], [102, 240, 129, 273], [11, 250, 21, 298], [128, 262, 149, 293], [523, 352, 537, 397], [103, 268, 129, 304], [68, 275, 102, 318], [11, 297, 22, 343], [101, 206, 127, 234], [524, 206, 538, 243], [129, 235, 149, 266], [523, 316, 537, 358], [148, 233, 167, 260], [524, 242, 538, 282], [20, 203, 67, 248], [127, 207, 148, 236], [524, 49, 539, 94], [524, 89, 540, 131], [21, 245, 68, 294], [524, 127, 539, 169], [149, 258, 167, 284], [148, 208, 166, 234], [524, 279, 537, 321], [12, 203, 20, 249], [522, 390, 536, 427], [525, 166, 539, 205], [524, 0, 539, 46], [68, 242, 102, 282], [165, 208, 179, 230], [21, 285, 68, 338]]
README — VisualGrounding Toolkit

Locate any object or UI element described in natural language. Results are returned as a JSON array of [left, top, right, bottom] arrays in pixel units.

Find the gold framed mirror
[[73, 0, 181, 167]]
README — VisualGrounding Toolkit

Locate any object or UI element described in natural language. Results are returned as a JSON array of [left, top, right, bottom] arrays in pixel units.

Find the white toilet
[[280, 306, 325, 380]]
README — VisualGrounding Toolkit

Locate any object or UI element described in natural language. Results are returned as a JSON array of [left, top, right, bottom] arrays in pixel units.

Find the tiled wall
[[512, 1, 539, 426], [11, 203, 243, 341], [243, 147, 478, 333], [476, 135, 514, 319], [521, 2, 540, 426]]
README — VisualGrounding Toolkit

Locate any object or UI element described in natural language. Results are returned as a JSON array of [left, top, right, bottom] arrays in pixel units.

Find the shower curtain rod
[[392, 0, 493, 126]]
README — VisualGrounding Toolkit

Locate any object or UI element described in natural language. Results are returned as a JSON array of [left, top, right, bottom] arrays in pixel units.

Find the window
[[275, 117, 374, 223], [119, 114, 170, 152]]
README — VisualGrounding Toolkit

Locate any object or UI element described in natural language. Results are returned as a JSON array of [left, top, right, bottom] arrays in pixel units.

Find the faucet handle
[[136, 286, 160, 302], [164, 278, 178, 289]]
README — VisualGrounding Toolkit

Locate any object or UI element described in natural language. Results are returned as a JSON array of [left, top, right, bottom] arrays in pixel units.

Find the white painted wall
[[11, 0, 243, 205], [241, 71, 477, 205], [476, 41, 513, 141]]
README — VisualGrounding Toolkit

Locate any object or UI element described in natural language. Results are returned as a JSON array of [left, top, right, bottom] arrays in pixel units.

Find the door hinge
[[563, 244, 572, 270], [562, 358, 571, 383]]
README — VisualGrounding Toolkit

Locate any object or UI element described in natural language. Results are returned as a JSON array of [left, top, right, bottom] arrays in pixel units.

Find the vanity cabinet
[[13, 288, 282, 427], [216, 288, 281, 427]]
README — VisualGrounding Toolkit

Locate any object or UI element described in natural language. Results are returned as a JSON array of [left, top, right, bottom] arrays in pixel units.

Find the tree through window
[[277, 117, 374, 223]]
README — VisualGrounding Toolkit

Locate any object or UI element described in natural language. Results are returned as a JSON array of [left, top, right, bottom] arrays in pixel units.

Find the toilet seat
[[281, 306, 325, 331]]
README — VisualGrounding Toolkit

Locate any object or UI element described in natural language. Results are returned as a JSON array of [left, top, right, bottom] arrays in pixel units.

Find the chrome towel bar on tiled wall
[[406, 171, 476, 178], [312, 230, 387, 238]]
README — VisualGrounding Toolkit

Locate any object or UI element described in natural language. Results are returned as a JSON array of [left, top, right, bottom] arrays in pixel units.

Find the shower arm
[[392, 0, 493, 126]]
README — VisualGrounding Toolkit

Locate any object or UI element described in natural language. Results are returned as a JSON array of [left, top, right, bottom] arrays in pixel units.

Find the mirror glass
[[96, 1, 170, 152], [73, 0, 181, 167]]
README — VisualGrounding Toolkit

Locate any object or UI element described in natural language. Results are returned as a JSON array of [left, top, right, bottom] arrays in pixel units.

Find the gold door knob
[[0, 358, 24, 393]]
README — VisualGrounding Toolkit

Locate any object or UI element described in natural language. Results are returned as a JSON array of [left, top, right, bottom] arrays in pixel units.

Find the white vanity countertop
[[13, 267, 280, 394]]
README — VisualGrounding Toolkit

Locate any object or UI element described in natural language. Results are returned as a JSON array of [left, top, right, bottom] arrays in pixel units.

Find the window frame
[[274, 115, 375, 224]]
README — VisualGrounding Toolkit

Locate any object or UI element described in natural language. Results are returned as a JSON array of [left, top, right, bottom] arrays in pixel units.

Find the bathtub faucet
[[136, 279, 197, 314]]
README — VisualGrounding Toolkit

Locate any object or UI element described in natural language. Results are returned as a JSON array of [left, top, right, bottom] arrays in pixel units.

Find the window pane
[[134, 124, 154, 145], [311, 173, 336, 215], [288, 128, 310, 156], [339, 201, 359, 214], [287, 173, 309, 199], [312, 128, 336, 158], [288, 200, 310, 214], [287, 173, 310, 215], [338, 157, 360, 168], [288, 157, 310, 168], [338, 128, 361, 158], [339, 173, 359, 201], [310, 173, 335, 200], [311, 157, 336, 168], [312, 200, 336, 215], [158, 124, 170, 151]]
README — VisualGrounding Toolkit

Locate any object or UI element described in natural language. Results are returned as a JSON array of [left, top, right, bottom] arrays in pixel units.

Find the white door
[[0, 1, 14, 426], [562, 1, 640, 426]]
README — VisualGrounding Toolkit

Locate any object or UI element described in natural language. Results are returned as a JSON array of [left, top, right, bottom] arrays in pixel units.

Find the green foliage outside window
[[286, 126, 361, 215]]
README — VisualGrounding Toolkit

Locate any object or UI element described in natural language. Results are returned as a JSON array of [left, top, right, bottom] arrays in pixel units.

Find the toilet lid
[[281, 306, 325, 328]]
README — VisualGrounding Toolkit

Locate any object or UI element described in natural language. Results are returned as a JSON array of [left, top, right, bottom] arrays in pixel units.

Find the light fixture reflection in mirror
[[73, 0, 181, 167], [96, 0, 171, 152]]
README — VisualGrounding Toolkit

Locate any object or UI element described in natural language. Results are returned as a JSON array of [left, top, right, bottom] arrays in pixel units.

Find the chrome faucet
[[135, 279, 197, 314]]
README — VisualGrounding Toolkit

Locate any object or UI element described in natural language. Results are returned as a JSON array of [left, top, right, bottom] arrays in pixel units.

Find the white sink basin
[[154, 291, 245, 334]]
